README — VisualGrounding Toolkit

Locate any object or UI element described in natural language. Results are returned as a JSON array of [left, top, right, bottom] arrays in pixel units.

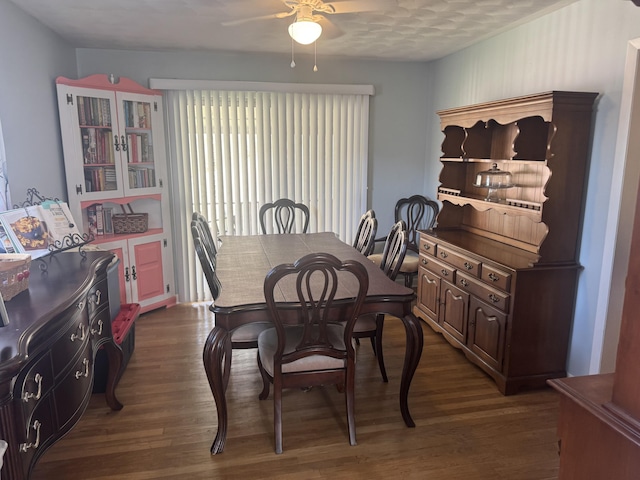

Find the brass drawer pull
[[93, 289, 102, 305], [459, 278, 469, 287], [91, 319, 104, 336], [70, 324, 86, 342], [439, 251, 448, 259], [488, 294, 500, 304], [75, 358, 90, 379], [22, 373, 43, 402], [423, 244, 431, 251], [463, 262, 473, 270], [441, 269, 449, 277], [421, 258, 428, 265], [488, 273, 500, 282], [19, 420, 42, 452]]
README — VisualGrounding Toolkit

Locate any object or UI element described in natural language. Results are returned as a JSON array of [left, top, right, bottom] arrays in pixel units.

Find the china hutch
[[56, 75, 175, 313], [414, 91, 598, 394]]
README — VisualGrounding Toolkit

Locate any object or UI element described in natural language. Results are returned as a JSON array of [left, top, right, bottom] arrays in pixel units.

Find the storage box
[[93, 303, 140, 394], [112, 204, 148, 234]]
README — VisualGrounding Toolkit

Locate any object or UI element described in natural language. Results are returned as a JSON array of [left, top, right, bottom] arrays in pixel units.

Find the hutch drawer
[[456, 271, 510, 313], [436, 245, 481, 278]]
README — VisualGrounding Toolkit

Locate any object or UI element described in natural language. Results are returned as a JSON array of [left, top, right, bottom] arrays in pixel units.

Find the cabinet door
[[417, 266, 440, 322], [128, 235, 166, 306], [56, 85, 126, 214], [99, 240, 131, 305], [468, 297, 507, 371], [439, 280, 469, 344], [116, 92, 165, 197]]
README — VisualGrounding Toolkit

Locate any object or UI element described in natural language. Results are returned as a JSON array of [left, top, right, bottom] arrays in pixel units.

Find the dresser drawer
[[19, 393, 56, 470], [481, 264, 512, 292], [419, 236, 437, 257], [420, 254, 455, 282], [456, 271, 510, 313], [87, 277, 108, 318], [55, 341, 93, 429], [51, 303, 90, 378], [16, 351, 54, 424], [436, 245, 481, 278]]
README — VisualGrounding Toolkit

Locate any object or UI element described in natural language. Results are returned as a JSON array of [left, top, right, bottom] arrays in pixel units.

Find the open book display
[[0, 201, 86, 259]]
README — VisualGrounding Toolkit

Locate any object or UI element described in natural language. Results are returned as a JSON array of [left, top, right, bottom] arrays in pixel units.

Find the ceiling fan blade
[[324, 0, 395, 14], [317, 17, 344, 40], [221, 10, 296, 27]]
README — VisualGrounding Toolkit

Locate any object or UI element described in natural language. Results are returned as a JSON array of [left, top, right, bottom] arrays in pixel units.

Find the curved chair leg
[[375, 314, 388, 382], [273, 375, 283, 454], [257, 352, 271, 400], [345, 368, 357, 446]]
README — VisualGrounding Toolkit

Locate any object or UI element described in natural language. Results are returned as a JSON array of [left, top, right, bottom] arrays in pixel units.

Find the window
[[153, 80, 373, 301]]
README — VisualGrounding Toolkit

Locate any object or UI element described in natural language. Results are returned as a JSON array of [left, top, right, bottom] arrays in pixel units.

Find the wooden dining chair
[[352, 209, 378, 256], [354, 220, 408, 382], [190, 217, 222, 300], [257, 252, 369, 454], [369, 195, 439, 287], [192, 212, 218, 266], [191, 213, 269, 350], [259, 198, 310, 234]]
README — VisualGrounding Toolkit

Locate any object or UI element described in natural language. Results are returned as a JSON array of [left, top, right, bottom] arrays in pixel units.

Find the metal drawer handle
[[488, 294, 500, 304], [19, 420, 42, 452], [75, 358, 90, 379], [439, 251, 448, 259], [91, 319, 104, 336], [421, 258, 428, 265], [423, 244, 431, 251], [70, 324, 86, 342], [94, 289, 102, 305], [441, 269, 449, 277], [463, 262, 473, 270], [459, 279, 468, 287], [488, 273, 500, 282], [22, 373, 43, 402], [77, 300, 84, 311]]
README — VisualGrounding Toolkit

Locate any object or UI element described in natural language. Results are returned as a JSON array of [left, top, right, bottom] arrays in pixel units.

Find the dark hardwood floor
[[32, 303, 560, 479]]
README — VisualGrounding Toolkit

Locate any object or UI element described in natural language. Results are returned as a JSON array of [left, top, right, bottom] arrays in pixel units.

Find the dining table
[[203, 232, 423, 454]]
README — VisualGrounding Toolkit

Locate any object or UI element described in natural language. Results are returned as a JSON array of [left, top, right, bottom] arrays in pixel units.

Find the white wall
[[0, 0, 77, 202], [74, 49, 433, 237], [427, 0, 640, 376]]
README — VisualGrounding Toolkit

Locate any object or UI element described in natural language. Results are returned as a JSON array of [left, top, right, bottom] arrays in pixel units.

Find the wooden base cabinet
[[100, 234, 174, 313], [415, 91, 598, 394]]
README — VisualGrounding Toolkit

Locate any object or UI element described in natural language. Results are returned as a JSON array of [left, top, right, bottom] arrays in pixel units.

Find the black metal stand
[[15, 188, 93, 272]]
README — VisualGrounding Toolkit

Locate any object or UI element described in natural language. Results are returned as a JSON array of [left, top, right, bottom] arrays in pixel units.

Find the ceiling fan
[[222, 0, 395, 45]]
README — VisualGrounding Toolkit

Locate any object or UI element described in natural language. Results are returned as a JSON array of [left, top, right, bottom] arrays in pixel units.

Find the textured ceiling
[[10, 0, 575, 61]]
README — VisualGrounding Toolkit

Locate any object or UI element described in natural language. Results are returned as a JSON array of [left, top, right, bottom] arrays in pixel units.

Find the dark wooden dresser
[[0, 251, 124, 480]]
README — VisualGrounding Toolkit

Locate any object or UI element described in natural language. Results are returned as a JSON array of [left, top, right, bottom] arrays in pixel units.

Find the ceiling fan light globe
[[288, 20, 322, 45]]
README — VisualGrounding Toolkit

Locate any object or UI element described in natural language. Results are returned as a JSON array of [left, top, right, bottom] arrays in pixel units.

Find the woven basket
[[0, 254, 31, 300], [113, 204, 148, 234]]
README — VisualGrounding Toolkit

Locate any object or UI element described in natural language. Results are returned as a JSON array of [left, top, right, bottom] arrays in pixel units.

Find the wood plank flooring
[[32, 303, 560, 479]]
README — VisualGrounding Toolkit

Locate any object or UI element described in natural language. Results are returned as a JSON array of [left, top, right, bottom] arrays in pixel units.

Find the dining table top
[[212, 232, 415, 315]]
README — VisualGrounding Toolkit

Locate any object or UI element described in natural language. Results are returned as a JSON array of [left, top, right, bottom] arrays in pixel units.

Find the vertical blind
[[161, 84, 372, 302]]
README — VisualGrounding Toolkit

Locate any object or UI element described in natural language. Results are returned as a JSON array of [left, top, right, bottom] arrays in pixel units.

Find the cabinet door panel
[[468, 297, 507, 371], [130, 238, 165, 302], [417, 266, 440, 321], [440, 280, 469, 344]]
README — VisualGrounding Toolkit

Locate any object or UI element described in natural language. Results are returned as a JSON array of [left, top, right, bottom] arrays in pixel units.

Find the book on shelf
[[95, 204, 104, 235], [87, 204, 98, 237], [103, 207, 113, 234]]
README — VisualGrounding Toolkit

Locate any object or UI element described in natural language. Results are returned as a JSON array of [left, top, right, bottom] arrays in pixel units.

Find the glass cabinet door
[[117, 93, 163, 196], [73, 90, 124, 197]]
